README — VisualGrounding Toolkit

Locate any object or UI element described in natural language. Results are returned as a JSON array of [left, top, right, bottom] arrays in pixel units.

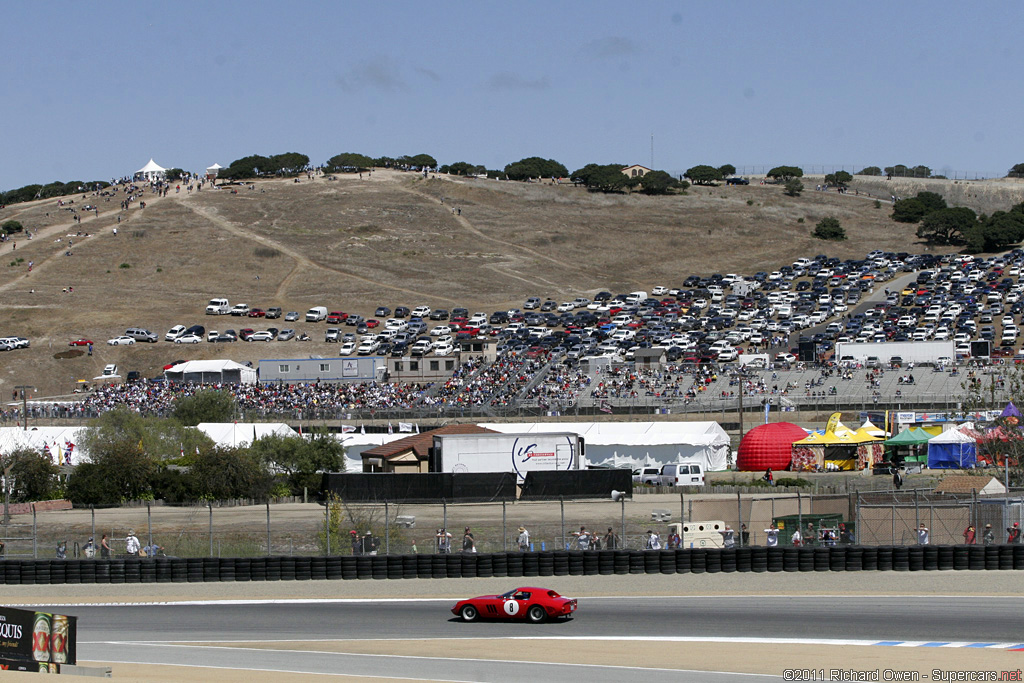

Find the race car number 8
[[503, 600, 520, 616]]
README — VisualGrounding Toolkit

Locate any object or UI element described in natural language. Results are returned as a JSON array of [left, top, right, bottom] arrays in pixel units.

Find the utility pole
[[14, 386, 33, 431]]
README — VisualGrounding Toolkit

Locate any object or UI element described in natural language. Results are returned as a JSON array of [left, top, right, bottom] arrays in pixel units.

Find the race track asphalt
[[36, 595, 1024, 682]]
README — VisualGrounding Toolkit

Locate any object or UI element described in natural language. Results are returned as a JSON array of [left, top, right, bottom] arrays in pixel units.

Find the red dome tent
[[737, 422, 807, 471]]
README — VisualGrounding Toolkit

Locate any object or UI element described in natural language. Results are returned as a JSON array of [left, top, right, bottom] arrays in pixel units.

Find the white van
[[658, 463, 705, 487], [205, 298, 230, 315], [668, 520, 726, 548], [625, 291, 648, 305], [306, 306, 328, 322]]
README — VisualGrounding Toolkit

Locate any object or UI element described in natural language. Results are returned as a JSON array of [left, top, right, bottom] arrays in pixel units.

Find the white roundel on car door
[[503, 600, 520, 616]]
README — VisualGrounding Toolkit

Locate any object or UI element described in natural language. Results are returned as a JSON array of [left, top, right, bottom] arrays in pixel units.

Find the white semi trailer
[[431, 432, 583, 480]]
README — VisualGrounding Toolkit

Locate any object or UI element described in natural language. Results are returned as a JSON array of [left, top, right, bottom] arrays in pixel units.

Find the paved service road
[[41, 595, 1024, 681]]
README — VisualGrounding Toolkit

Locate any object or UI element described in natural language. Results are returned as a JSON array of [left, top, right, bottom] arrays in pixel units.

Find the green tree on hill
[[824, 171, 853, 188], [767, 166, 803, 181], [325, 153, 374, 172], [892, 198, 927, 223], [965, 205, 1024, 253], [892, 191, 947, 223], [1009, 163, 1024, 178], [1, 220, 23, 235], [443, 162, 476, 176], [718, 164, 736, 178], [504, 157, 568, 181], [885, 164, 932, 178], [783, 178, 804, 196], [403, 154, 437, 170], [813, 217, 846, 241], [638, 170, 681, 195], [916, 207, 977, 244], [683, 165, 723, 185], [571, 163, 631, 192], [165, 168, 184, 181], [857, 166, 882, 176]]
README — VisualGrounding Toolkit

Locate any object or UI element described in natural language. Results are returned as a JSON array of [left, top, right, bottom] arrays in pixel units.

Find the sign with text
[[0, 606, 76, 666]]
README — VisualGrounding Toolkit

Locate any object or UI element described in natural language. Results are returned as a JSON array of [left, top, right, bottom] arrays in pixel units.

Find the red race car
[[451, 587, 576, 623]]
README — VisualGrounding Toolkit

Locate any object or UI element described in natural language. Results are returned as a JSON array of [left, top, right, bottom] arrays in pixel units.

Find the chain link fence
[[855, 489, 1024, 546], [10, 489, 1024, 560]]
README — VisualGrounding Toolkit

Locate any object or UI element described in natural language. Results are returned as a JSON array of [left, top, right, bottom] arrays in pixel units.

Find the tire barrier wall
[[2, 545, 1022, 584]]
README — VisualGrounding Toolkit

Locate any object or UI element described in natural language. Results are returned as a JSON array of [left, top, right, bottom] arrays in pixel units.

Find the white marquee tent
[[0, 426, 89, 465], [135, 159, 167, 181], [479, 421, 731, 471], [197, 422, 296, 449], [164, 360, 257, 385]]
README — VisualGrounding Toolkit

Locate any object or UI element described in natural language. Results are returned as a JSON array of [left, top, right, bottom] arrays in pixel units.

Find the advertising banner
[[0, 606, 76, 666]]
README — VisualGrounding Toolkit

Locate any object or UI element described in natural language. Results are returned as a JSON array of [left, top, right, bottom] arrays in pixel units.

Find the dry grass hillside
[[0, 170, 1006, 397]]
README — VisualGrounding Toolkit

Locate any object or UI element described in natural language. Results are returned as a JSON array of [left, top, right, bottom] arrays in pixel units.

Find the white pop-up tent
[[479, 421, 731, 471], [206, 163, 222, 179], [135, 159, 167, 181]]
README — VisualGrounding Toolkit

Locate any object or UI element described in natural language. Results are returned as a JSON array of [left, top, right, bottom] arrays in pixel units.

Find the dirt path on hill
[[0, 192, 169, 294], [178, 198, 460, 304], [397, 183, 591, 291]]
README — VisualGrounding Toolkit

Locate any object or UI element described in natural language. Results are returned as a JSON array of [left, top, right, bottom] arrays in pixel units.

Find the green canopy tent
[[883, 427, 933, 463]]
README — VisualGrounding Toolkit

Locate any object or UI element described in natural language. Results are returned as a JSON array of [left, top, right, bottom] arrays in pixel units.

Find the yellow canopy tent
[[791, 425, 880, 471]]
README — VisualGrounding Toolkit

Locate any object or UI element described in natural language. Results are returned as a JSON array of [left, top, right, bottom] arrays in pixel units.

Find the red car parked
[[451, 587, 577, 623], [69, 339, 93, 346]]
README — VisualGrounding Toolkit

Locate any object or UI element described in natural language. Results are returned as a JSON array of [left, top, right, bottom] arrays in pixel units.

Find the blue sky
[[3, 2, 1022, 190]]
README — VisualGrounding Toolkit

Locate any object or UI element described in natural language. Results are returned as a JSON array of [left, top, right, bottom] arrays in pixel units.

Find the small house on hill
[[621, 164, 651, 178], [360, 424, 498, 473], [933, 475, 1006, 497]]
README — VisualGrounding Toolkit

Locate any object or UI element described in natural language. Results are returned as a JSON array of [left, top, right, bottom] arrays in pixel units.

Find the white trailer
[[835, 341, 954, 364], [431, 432, 582, 480]]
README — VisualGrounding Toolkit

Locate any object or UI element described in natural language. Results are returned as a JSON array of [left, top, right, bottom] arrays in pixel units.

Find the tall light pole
[[14, 386, 33, 431]]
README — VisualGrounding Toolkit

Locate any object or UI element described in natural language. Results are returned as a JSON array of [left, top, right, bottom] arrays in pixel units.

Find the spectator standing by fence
[[963, 525, 976, 544], [983, 524, 995, 545], [765, 524, 780, 547], [517, 527, 530, 552], [436, 528, 452, 554], [720, 525, 736, 549], [125, 530, 140, 556], [1007, 522, 1021, 544], [645, 530, 661, 550], [917, 524, 930, 545], [462, 527, 476, 553], [100, 534, 111, 559], [603, 527, 617, 550], [350, 530, 361, 555]]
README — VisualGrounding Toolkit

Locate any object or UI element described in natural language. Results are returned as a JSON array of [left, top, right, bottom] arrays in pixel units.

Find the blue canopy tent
[[926, 427, 977, 469]]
